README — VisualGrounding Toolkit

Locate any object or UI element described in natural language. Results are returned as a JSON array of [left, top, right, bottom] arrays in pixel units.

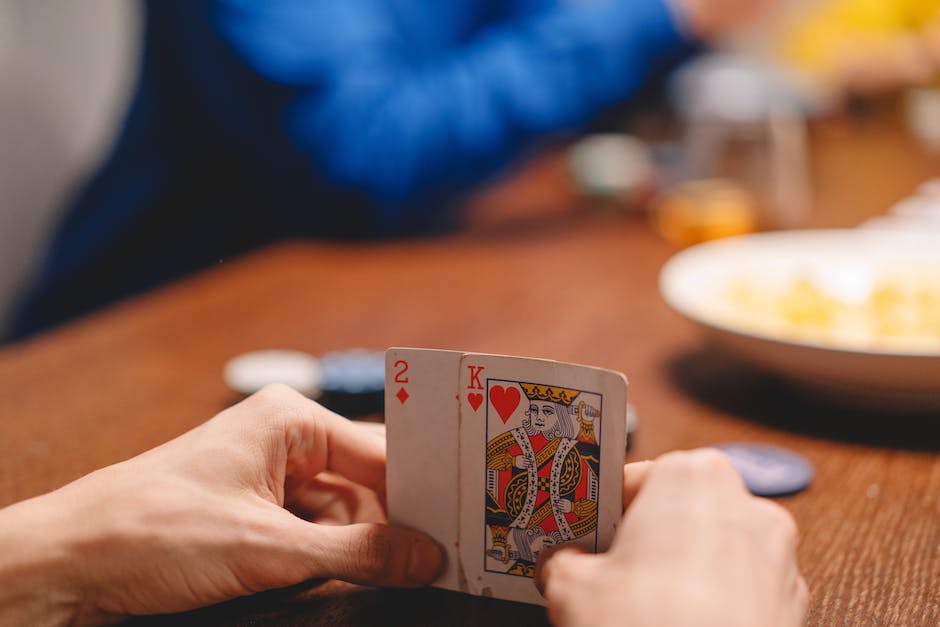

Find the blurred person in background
[[781, 0, 940, 98], [11, 0, 774, 340]]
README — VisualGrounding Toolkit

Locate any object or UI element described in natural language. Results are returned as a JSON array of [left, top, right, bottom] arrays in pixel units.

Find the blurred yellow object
[[726, 271, 940, 351], [653, 179, 758, 247], [781, 0, 940, 93]]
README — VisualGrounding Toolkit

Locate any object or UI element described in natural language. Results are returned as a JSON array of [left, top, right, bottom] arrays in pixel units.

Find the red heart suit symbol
[[467, 393, 483, 411], [489, 385, 520, 423]]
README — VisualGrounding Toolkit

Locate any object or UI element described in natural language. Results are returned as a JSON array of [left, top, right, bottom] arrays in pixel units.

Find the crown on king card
[[519, 383, 580, 405]]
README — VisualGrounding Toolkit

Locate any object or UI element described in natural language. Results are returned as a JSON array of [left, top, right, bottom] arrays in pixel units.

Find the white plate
[[659, 230, 940, 411]]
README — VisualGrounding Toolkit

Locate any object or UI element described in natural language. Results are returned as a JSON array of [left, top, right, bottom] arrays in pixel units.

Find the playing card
[[457, 353, 627, 605], [386, 348, 628, 606], [385, 348, 464, 590]]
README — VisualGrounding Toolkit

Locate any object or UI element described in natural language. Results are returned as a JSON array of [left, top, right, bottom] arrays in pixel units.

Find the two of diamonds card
[[386, 348, 628, 605]]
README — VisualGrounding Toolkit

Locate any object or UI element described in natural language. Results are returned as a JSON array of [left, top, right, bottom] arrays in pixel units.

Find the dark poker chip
[[712, 443, 814, 497], [626, 403, 638, 452], [318, 349, 386, 418]]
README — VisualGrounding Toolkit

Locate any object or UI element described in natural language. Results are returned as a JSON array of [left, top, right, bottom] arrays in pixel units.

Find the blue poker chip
[[317, 349, 386, 417], [712, 443, 814, 497], [319, 349, 386, 394]]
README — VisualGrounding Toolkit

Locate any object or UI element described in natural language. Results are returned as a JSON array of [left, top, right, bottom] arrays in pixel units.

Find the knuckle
[[254, 382, 298, 404], [750, 499, 800, 561], [539, 554, 564, 590], [540, 549, 584, 599], [796, 576, 810, 612], [246, 384, 294, 415], [653, 450, 697, 478], [690, 448, 738, 476], [351, 526, 396, 581], [761, 500, 799, 544], [249, 384, 314, 427], [657, 448, 739, 483], [540, 566, 567, 602]]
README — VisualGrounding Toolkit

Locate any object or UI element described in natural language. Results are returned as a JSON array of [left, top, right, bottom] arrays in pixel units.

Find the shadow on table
[[668, 348, 940, 452], [128, 581, 549, 627]]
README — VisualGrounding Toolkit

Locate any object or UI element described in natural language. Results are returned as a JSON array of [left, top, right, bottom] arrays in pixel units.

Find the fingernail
[[407, 539, 444, 584]]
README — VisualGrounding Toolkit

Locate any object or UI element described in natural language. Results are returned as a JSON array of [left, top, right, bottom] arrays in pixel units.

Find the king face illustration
[[484, 381, 602, 578]]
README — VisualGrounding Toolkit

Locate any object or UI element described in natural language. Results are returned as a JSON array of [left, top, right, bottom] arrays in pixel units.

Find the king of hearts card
[[483, 380, 603, 578]]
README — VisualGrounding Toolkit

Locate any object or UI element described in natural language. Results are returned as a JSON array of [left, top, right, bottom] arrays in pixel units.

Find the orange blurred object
[[652, 179, 759, 247]]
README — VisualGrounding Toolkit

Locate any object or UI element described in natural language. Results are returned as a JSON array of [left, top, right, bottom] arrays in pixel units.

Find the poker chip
[[626, 403, 639, 436], [319, 349, 385, 393], [318, 349, 386, 417], [712, 443, 814, 497], [223, 350, 322, 398], [625, 403, 639, 451], [568, 133, 655, 204]]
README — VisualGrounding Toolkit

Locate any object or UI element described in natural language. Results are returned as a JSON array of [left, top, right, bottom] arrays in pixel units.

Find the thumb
[[287, 518, 445, 588], [534, 543, 590, 598], [623, 460, 654, 509]]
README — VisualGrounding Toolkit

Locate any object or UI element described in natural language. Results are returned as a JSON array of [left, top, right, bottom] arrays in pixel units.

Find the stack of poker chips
[[223, 348, 386, 418]]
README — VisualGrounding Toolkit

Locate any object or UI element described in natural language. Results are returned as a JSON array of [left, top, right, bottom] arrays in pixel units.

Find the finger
[[622, 460, 653, 510], [792, 575, 810, 625], [354, 421, 387, 439], [534, 544, 589, 598], [316, 411, 386, 484], [285, 472, 385, 525], [248, 385, 388, 494], [610, 449, 748, 554], [313, 410, 390, 503], [748, 497, 800, 566], [287, 518, 445, 587], [652, 448, 747, 495]]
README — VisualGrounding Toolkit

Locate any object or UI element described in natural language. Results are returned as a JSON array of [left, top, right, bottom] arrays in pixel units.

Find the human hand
[[668, 0, 777, 39], [536, 449, 807, 627], [0, 385, 443, 625]]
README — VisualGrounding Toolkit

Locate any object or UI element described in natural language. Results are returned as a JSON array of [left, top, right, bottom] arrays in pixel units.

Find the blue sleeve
[[213, 0, 691, 230]]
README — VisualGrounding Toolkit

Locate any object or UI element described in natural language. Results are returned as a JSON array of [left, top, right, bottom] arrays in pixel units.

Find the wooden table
[[1, 105, 939, 626]]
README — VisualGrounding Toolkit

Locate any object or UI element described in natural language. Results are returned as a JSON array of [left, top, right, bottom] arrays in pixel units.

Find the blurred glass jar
[[653, 178, 759, 247], [668, 54, 813, 235], [905, 86, 940, 152]]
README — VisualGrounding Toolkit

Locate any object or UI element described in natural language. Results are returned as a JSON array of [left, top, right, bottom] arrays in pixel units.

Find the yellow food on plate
[[725, 271, 940, 352]]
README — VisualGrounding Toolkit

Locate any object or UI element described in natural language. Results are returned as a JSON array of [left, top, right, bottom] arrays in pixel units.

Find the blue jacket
[[12, 0, 689, 338]]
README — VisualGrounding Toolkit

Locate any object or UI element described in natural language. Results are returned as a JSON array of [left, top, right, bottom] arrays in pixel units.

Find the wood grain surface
[[1, 105, 938, 626]]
